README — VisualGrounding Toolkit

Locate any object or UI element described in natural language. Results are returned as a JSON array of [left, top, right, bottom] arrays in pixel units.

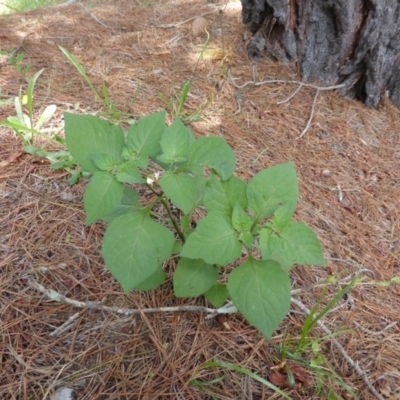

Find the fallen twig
[[27, 273, 359, 319], [228, 72, 346, 92], [228, 71, 346, 138], [297, 89, 319, 139], [353, 320, 398, 336], [146, 12, 217, 29], [27, 271, 385, 399], [28, 278, 216, 316]]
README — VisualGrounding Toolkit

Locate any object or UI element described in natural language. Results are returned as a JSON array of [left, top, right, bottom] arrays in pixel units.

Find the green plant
[[59, 45, 128, 121], [0, 68, 80, 182], [64, 109, 326, 339], [0, 49, 32, 73], [275, 279, 358, 398], [159, 29, 212, 122], [0, 0, 62, 15], [159, 80, 207, 122], [0, 68, 57, 146], [191, 361, 294, 399]]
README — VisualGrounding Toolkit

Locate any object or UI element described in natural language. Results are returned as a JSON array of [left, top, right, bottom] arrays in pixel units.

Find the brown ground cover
[[0, 1, 399, 399]]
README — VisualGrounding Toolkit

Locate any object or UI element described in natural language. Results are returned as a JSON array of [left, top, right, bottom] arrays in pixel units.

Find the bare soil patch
[[1, 1, 399, 399]]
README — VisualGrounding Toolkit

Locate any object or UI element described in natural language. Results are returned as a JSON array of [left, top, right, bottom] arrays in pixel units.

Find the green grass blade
[[14, 95, 25, 124], [177, 80, 190, 115], [194, 361, 293, 400], [102, 81, 110, 108], [311, 277, 357, 330], [26, 68, 45, 127], [159, 92, 173, 112], [59, 45, 102, 103], [298, 277, 357, 346]]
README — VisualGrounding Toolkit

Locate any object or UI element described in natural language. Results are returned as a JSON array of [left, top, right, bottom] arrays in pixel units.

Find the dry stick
[[49, 311, 81, 337], [28, 279, 216, 316], [228, 72, 346, 92], [28, 273, 383, 398], [297, 89, 319, 139], [277, 84, 303, 104], [228, 72, 346, 138], [290, 297, 385, 400], [353, 320, 398, 336], [155, 12, 218, 29], [28, 272, 359, 316]]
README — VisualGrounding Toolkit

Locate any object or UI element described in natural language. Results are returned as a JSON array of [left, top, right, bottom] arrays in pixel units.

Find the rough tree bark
[[241, 0, 400, 109]]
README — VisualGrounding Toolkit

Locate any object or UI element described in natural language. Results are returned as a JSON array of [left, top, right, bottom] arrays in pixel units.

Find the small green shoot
[[275, 277, 359, 398], [159, 80, 204, 122], [0, 49, 32, 73], [192, 361, 293, 400], [0, 68, 58, 146], [159, 29, 212, 122], [59, 45, 126, 120], [296, 277, 357, 353], [0, 67, 79, 180], [59, 46, 102, 104]]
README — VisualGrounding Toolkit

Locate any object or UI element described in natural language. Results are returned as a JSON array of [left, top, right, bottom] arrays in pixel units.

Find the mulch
[[0, 1, 399, 399]]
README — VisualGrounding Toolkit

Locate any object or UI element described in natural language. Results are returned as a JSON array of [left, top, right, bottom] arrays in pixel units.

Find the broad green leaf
[[232, 203, 253, 232], [172, 241, 182, 254], [181, 212, 242, 266], [159, 118, 194, 163], [122, 146, 149, 169], [125, 110, 166, 157], [102, 212, 175, 293], [227, 257, 291, 339], [271, 201, 297, 231], [259, 222, 326, 271], [102, 186, 139, 223], [116, 160, 145, 184], [173, 258, 218, 297], [203, 175, 247, 216], [84, 172, 124, 225], [159, 171, 207, 214], [91, 153, 117, 171], [247, 162, 298, 220], [205, 283, 229, 308], [181, 215, 190, 233], [132, 267, 166, 291], [64, 113, 125, 173], [238, 231, 255, 248], [187, 137, 236, 180]]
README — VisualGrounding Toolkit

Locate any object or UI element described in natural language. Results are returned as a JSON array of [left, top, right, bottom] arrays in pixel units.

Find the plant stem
[[159, 196, 186, 243], [146, 183, 186, 243]]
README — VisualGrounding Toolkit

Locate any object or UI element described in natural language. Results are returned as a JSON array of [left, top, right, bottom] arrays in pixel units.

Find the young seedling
[[191, 361, 294, 400], [159, 28, 212, 122], [59, 45, 130, 121], [0, 69, 57, 146], [274, 278, 359, 398], [0, 68, 80, 182], [64, 109, 326, 339]]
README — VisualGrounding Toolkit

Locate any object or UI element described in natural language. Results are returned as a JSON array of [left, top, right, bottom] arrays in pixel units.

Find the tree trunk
[[241, 0, 400, 109]]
